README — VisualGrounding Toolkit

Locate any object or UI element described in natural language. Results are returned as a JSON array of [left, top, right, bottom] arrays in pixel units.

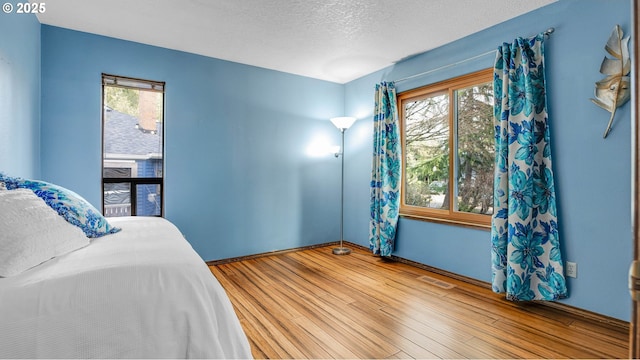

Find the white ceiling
[[34, 0, 557, 84]]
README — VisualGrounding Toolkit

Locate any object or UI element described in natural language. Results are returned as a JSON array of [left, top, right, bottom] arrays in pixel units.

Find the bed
[[0, 181, 252, 359]]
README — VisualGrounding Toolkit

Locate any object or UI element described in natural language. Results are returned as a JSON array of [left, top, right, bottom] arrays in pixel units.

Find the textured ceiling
[[34, 0, 557, 83]]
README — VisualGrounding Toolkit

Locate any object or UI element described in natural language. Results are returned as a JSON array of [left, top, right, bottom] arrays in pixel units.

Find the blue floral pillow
[[0, 174, 120, 238]]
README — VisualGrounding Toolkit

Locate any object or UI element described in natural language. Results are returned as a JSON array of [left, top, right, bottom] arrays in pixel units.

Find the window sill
[[399, 213, 491, 231]]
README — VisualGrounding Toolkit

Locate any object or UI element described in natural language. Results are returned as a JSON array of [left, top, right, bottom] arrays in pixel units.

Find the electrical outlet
[[566, 261, 577, 278]]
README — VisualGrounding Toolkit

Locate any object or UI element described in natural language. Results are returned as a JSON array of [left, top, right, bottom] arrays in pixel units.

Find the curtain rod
[[394, 27, 555, 84]]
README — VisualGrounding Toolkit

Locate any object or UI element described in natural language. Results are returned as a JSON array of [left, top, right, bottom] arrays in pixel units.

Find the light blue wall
[[0, 0, 40, 178], [344, 0, 632, 321], [40, 26, 345, 261]]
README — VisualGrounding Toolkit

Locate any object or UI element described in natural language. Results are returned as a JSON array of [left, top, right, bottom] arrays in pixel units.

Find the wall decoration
[[591, 24, 631, 138]]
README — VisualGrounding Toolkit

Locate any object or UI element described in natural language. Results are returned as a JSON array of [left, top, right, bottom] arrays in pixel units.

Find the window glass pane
[[404, 93, 450, 210], [136, 184, 161, 216], [103, 167, 131, 178], [455, 82, 494, 215], [103, 86, 163, 178], [104, 182, 131, 217]]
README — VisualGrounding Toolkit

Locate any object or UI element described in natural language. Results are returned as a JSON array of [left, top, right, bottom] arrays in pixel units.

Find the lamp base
[[332, 247, 351, 255]]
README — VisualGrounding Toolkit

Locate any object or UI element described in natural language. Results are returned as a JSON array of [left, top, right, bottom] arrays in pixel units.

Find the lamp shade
[[330, 116, 356, 130]]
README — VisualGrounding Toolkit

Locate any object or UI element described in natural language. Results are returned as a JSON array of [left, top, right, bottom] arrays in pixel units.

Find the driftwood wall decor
[[590, 24, 631, 138]]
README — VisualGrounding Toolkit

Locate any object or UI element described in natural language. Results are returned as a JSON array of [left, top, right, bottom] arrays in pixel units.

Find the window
[[398, 68, 494, 227], [102, 74, 165, 217]]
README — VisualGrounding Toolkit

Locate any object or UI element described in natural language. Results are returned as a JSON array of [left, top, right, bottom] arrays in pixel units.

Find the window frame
[[398, 68, 493, 229], [101, 73, 166, 217]]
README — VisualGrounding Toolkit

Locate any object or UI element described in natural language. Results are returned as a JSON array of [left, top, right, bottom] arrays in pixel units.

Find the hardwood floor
[[210, 245, 629, 359]]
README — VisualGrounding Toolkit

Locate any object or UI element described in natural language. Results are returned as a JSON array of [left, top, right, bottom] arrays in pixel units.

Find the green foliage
[[406, 152, 449, 208], [104, 86, 139, 117], [410, 152, 448, 180]]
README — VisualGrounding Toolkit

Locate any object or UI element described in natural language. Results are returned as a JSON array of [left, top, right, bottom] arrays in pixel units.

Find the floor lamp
[[330, 116, 356, 255]]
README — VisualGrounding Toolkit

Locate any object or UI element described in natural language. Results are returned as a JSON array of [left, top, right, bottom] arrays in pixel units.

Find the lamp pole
[[329, 116, 356, 255], [333, 126, 351, 255]]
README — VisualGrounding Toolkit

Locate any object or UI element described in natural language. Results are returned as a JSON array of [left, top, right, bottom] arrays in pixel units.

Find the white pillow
[[0, 189, 89, 277]]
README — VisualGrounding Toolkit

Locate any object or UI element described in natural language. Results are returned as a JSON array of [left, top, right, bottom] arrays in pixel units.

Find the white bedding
[[0, 217, 252, 359]]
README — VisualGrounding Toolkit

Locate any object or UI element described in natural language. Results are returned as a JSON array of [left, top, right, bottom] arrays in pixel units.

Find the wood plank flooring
[[210, 245, 629, 359]]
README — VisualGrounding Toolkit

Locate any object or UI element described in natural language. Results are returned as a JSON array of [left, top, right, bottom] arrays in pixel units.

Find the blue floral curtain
[[491, 33, 567, 300], [369, 82, 400, 256]]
